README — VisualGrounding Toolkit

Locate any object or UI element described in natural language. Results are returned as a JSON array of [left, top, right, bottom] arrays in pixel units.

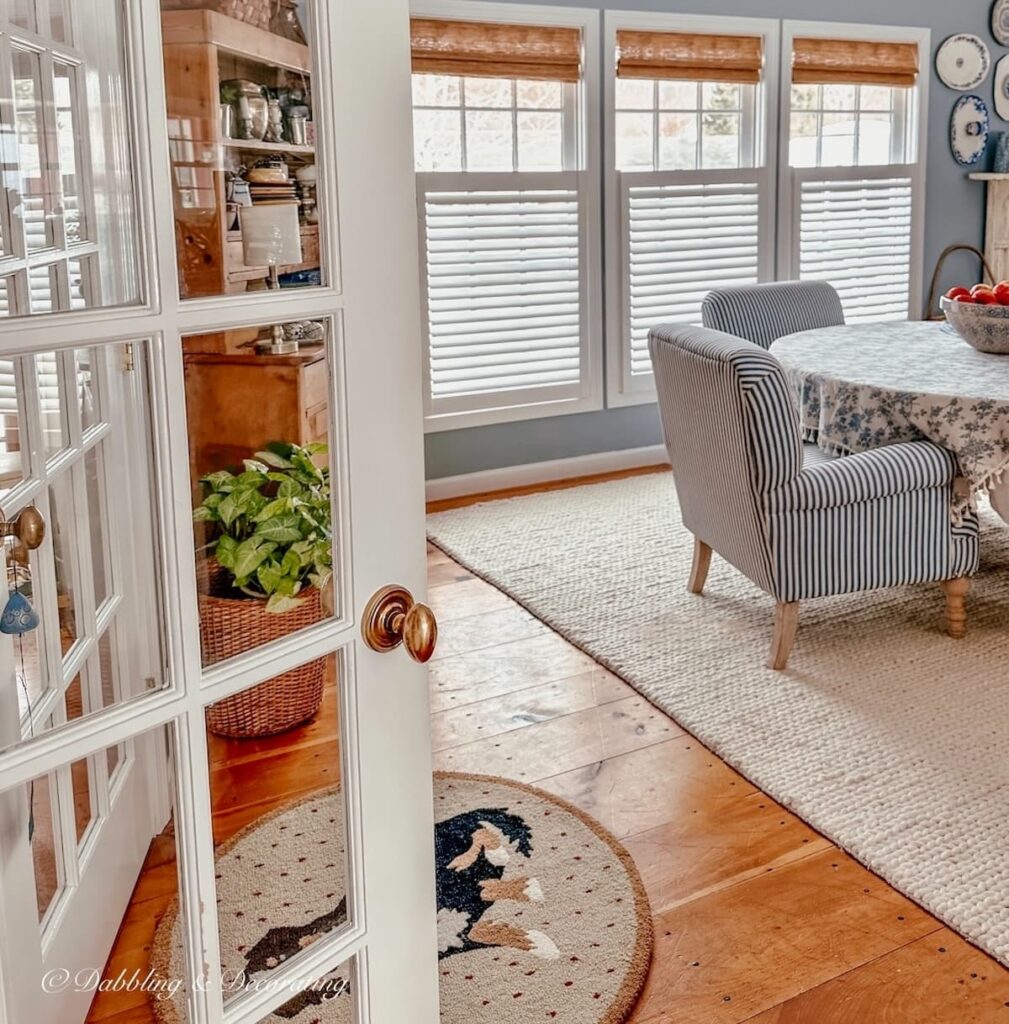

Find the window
[[412, 6, 601, 430], [413, 74, 574, 172], [606, 16, 928, 405], [605, 15, 775, 402], [779, 27, 926, 324]]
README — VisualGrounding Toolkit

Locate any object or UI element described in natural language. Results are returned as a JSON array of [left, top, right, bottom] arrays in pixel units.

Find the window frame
[[776, 20, 930, 321], [603, 10, 780, 407], [411, 0, 603, 432]]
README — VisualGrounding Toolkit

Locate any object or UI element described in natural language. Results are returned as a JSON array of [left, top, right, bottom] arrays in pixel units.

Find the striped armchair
[[701, 280, 844, 350], [648, 324, 979, 670]]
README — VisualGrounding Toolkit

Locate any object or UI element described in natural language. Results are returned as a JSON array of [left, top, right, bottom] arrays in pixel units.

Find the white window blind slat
[[624, 175, 762, 376], [421, 185, 585, 406], [796, 174, 913, 323]]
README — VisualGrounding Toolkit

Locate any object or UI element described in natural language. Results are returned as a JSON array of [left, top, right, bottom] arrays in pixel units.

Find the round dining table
[[769, 320, 1009, 523]]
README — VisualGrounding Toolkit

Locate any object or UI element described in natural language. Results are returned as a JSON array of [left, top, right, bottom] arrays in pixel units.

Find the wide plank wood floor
[[86, 478, 1009, 1023], [425, 533, 1009, 1023]]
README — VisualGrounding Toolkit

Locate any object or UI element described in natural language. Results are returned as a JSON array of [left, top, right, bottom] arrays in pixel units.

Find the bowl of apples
[[941, 282, 1009, 354]]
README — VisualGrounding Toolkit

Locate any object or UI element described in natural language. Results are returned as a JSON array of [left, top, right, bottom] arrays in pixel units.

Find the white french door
[[0, 4, 439, 1024]]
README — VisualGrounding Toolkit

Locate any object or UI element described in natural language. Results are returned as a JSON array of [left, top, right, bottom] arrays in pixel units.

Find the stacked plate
[[249, 180, 298, 206]]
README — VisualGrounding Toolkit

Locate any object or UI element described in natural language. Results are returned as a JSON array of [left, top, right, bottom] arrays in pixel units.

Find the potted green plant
[[193, 441, 333, 737]]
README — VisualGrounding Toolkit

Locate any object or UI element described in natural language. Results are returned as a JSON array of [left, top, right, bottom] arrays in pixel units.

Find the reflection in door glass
[[49, 476, 80, 656], [160, 0, 324, 298], [0, 358, 25, 498], [30, 772, 61, 921], [69, 757, 93, 844], [37, 352, 67, 455], [253, 956, 357, 1023], [185, 320, 336, 666], [203, 651, 349, 1006], [1, 0, 142, 318], [85, 445, 111, 608], [76, 348, 99, 430]]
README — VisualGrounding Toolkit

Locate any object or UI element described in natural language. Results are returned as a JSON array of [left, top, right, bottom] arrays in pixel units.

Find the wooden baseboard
[[425, 445, 670, 511]]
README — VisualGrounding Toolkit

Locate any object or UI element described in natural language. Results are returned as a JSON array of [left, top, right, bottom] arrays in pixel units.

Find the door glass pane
[[161, 0, 324, 299], [252, 956, 357, 1022], [0, 358, 26, 499], [75, 348, 99, 430], [69, 756, 93, 843], [30, 772, 61, 921], [0, 339, 167, 757], [37, 351, 68, 455], [85, 444, 111, 608], [184, 320, 337, 666], [1, 1, 142, 318], [12, 47, 54, 252], [49, 476, 80, 656], [204, 651, 350, 1006], [8, 1, 37, 32]]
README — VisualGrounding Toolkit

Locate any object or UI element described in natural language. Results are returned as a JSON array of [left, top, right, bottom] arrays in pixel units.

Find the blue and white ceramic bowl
[[941, 295, 1009, 354]]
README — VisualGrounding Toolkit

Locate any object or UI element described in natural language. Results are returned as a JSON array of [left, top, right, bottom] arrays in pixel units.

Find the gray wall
[[424, 0, 995, 481]]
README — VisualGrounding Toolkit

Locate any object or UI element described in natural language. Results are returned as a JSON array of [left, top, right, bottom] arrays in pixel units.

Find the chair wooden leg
[[767, 602, 800, 671], [941, 578, 970, 639], [688, 539, 712, 595]]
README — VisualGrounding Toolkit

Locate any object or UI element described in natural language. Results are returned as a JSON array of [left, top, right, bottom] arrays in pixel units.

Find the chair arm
[[765, 442, 960, 513]]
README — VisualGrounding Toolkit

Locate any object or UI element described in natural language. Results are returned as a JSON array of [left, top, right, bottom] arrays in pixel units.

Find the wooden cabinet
[[184, 348, 329, 493], [161, 9, 320, 297]]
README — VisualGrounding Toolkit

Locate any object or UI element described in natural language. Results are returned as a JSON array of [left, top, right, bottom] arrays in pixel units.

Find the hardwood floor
[[86, 480, 1009, 1022], [424, 533, 1009, 1023]]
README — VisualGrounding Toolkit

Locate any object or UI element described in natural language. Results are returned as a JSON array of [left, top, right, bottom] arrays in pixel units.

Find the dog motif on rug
[[435, 808, 559, 961]]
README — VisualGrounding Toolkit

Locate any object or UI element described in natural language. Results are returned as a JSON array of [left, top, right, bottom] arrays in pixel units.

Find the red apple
[[970, 283, 993, 296], [994, 282, 1009, 305], [946, 286, 972, 301], [974, 289, 998, 305]]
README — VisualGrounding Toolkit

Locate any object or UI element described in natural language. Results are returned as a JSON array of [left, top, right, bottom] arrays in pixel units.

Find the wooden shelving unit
[[162, 9, 318, 297]]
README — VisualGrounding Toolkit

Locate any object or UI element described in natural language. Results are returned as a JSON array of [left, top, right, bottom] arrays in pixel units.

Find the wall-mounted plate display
[[994, 0, 1009, 46], [951, 94, 990, 165], [995, 53, 1009, 119], [936, 33, 991, 90]]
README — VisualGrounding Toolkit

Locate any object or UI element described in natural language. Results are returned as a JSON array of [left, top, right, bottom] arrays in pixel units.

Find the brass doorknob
[[362, 585, 438, 663], [0, 506, 45, 556]]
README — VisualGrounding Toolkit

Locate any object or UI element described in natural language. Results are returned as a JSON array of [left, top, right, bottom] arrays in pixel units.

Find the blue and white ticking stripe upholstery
[[701, 281, 845, 350], [648, 324, 980, 604]]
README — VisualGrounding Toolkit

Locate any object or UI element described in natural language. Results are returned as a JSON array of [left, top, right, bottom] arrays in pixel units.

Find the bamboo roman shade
[[615, 30, 764, 84], [410, 18, 582, 82], [792, 38, 919, 87]]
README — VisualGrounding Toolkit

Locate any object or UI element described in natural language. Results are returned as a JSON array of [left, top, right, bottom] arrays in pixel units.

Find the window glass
[[788, 83, 907, 167], [413, 74, 571, 172], [615, 78, 755, 172]]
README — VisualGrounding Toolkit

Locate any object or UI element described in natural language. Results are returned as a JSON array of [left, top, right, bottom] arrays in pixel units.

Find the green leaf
[[192, 505, 215, 522], [265, 592, 304, 614], [255, 449, 293, 469], [254, 514, 303, 544], [242, 458, 270, 474], [232, 538, 276, 579], [215, 534, 239, 569], [281, 548, 302, 576], [201, 470, 235, 492], [252, 497, 291, 523], [256, 561, 285, 595], [235, 470, 268, 488]]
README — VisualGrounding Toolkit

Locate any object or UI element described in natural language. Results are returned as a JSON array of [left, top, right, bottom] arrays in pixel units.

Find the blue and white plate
[[951, 94, 990, 165], [994, 0, 1009, 46], [995, 53, 1009, 120], [936, 33, 991, 90]]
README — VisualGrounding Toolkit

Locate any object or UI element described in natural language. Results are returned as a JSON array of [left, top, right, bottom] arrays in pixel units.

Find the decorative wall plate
[[996, 54, 1009, 120], [995, 0, 1009, 46], [936, 33, 991, 90], [951, 94, 990, 165]]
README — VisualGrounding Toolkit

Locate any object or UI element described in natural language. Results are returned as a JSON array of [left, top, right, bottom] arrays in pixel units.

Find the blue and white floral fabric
[[771, 321, 1009, 523]]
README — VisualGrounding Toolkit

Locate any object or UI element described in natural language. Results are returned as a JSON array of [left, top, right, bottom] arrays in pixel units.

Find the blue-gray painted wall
[[424, 0, 996, 480]]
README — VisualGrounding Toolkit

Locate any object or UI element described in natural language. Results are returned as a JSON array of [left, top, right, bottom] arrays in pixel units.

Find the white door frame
[[0, 1, 440, 1022]]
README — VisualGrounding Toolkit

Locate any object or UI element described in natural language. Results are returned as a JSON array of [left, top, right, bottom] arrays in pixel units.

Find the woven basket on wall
[[198, 560, 326, 738], [161, 0, 273, 33]]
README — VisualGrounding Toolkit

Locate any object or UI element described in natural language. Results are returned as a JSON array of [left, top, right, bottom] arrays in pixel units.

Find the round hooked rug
[[149, 774, 652, 1024]]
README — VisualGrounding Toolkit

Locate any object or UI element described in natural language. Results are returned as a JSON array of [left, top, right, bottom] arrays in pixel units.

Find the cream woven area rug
[[427, 471, 1009, 967]]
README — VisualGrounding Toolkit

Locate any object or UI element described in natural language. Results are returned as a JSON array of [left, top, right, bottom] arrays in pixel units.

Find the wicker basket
[[198, 560, 326, 738], [161, 0, 273, 32]]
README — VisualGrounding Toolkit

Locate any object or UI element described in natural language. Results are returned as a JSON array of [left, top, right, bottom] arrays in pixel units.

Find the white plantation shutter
[[620, 169, 768, 382], [418, 172, 594, 423], [791, 167, 915, 322]]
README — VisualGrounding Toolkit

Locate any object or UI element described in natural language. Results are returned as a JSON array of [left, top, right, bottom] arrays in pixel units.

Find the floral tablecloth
[[770, 321, 1009, 523]]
